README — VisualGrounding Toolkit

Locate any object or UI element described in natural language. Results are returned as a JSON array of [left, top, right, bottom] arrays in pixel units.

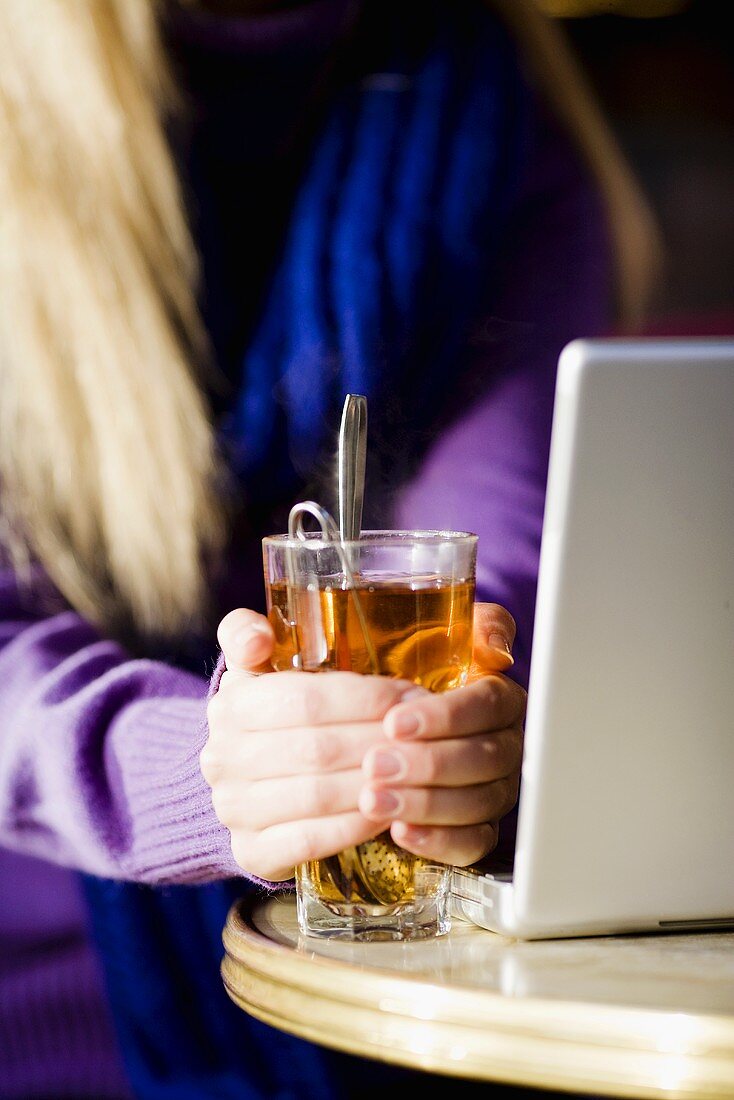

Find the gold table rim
[[222, 895, 734, 1099]]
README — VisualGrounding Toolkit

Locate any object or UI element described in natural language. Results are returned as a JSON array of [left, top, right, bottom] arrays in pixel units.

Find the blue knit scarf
[[83, 5, 528, 1097]]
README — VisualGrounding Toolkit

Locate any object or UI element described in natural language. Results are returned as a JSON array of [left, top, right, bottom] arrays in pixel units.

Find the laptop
[[451, 337, 734, 939]]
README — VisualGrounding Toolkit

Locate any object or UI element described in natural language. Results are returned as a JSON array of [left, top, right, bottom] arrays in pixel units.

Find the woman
[[0, 0, 658, 1096]]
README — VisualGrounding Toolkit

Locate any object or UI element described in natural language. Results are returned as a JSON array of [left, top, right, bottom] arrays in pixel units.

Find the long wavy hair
[[0, 0, 661, 641]]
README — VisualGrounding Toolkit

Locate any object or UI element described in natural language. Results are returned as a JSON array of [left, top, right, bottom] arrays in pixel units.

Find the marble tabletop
[[222, 893, 734, 1098]]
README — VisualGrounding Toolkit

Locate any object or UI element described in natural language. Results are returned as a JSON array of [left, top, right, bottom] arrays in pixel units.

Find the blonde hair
[[0, 0, 224, 640], [0, 0, 659, 641]]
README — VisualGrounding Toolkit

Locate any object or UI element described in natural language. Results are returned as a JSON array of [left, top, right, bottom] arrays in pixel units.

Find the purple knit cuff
[[207, 649, 227, 699]]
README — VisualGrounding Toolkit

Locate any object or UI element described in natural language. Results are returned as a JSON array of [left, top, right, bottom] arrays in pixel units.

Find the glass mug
[[262, 529, 477, 941]]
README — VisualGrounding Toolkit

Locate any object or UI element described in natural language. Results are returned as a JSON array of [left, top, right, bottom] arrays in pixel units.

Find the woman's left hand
[[358, 603, 526, 867]]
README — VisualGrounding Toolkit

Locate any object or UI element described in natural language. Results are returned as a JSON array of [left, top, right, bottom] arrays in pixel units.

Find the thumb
[[216, 608, 274, 672], [471, 602, 516, 673]]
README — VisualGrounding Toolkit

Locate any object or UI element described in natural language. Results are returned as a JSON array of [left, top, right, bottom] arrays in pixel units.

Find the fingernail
[[364, 788, 402, 816], [487, 632, 514, 666], [386, 710, 424, 740], [367, 750, 406, 780], [393, 823, 427, 848], [399, 685, 431, 700]]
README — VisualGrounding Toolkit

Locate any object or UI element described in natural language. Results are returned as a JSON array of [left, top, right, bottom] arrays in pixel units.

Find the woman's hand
[[359, 603, 526, 866], [202, 612, 410, 881], [202, 603, 525, 881]]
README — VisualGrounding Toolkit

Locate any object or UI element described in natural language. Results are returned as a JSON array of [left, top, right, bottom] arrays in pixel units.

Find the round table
[[222, 893, 734, 1099]]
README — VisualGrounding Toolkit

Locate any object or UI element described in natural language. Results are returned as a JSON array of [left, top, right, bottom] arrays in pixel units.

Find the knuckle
[[292, 823, 321, 865], [210, 786, 243, 828], [414, 693, 449, 736], [509, 726, 525, 769], [493, 777, 519, 818], [459, 782, 499, 825], [482, 781, 503, 818], [479, 736, 502, 776], [476, 676, 502, 713], [299, 680, 326, 727], [230, 833, 257, 875], [345, 672, 398, 719], [431, 694, 452, 732], [300, 774, 332, 816], [199, 743, 223, 786], [420, 747, 441, 785], [505, 774, 521, 812], [480, 821, 500, 858], [488, 728, 523, 777], [512, 682, 528, 719], [299, 728, 337, 772], [380, 677, 412, 714], [231, 833, 287, 883], [409, 789, 431, 821], [206, 690, 227, 731]]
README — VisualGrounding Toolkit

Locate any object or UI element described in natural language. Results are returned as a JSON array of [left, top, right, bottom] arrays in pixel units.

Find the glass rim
[[262, 528, 477, 550]]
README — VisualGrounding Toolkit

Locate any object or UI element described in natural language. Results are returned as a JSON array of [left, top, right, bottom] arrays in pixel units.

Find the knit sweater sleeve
[[0, 566, 242, 884]]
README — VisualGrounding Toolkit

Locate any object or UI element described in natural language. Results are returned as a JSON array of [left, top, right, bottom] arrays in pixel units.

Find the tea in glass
[[262, 530, 477, 940]]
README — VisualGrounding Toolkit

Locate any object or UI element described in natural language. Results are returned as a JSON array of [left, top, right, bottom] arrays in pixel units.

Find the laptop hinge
[[659, 917, 734, 929]]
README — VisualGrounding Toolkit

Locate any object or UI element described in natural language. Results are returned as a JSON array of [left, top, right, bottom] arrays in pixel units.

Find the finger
[[231, 812, 389, 882], [217, 608, 274, 672], [359, 778, 518, 827], [472, 602, 516, 672], [211, 769, 365, 831], [218, 669, 426, 731], [361, 727, 523, 788], [390, 821, 499, 867], [203, 720, 388, 786], [383, 675, 526, 742]]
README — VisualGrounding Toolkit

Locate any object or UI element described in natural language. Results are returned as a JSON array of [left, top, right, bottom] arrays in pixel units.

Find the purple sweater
[[0, 4, 612, 1097]]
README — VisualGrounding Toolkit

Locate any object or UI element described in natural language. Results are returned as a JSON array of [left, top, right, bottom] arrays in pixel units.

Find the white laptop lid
[[511, 337, 734, 934]]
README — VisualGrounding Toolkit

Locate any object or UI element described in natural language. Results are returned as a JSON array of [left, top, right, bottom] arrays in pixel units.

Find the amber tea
[[267, 576, 474, 688]]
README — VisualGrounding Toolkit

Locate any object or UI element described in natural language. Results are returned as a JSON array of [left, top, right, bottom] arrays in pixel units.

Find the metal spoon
[[337, 394, 367, 543], [335, 395, 377, 673]]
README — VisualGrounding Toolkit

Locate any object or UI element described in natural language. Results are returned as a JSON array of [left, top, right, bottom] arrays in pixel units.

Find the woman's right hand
[[201, 609, 413, 881]]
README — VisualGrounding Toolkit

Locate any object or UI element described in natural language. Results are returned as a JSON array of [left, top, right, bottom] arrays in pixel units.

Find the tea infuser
[[284, 498, 379, 675]]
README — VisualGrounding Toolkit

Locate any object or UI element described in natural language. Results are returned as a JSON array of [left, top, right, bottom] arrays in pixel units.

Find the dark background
[[563, 0, 734, 329]]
